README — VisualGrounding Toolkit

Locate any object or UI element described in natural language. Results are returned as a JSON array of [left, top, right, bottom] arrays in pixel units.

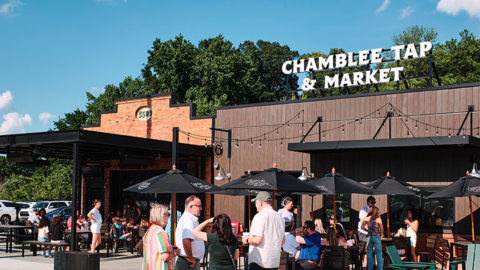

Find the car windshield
[[33, 202, 49, 209]]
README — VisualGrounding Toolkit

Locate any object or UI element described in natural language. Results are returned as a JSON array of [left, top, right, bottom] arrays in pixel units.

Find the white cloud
[[437, 0, 480, 20], [38, 112, 56, 126], [0, 0, 23, 15], [90, 86, 105, 93], [0, 90, 14, 111], [400, 6, 414, 19], [376, 0, 390, 13], [0, 112, 32, 135]]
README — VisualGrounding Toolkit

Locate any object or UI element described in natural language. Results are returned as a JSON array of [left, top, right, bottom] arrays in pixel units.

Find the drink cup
[[243, 232, 249, 237]]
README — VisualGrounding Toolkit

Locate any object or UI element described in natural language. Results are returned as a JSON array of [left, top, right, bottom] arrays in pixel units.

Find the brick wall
[[83, 94, 213, 219]]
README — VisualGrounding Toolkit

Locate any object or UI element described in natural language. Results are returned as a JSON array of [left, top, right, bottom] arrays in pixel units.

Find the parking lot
[[0, 238, 143, 270]]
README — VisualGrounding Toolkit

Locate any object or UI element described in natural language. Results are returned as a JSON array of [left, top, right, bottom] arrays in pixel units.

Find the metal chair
[[319, 246, 346, 270], [417, 234, 438, 262]]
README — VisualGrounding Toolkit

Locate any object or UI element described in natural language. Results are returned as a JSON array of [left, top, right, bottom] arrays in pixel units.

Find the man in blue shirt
[[294, 221, 321, 270]]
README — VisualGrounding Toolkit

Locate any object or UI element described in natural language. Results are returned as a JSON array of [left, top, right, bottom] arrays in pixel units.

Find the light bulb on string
[[287, 123, 290, 128], [426, 126, 428, 132], [477, 128, 479, 138], [259, 140, 262, 148], [281, 139, 284, 146], [448, 129, 451, 138], [415, 121, 418, 129], [405, 118, 408, 124], [204, 139, 207, 148], [276, 130, 279, 135], [407, 130, 410, 136], [187, 135, 190, 144], [322, 134, 325, 140], [251, 139, 253, 146], [264, 136, 266, 141], [436, 130, 439, 136], [235, 140, 239, 148], [463, 128, 466, 139], [360, 119, 362, 125]]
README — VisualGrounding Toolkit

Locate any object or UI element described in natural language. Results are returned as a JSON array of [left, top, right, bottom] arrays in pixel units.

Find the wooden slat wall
[[212, 85, 480, 232]]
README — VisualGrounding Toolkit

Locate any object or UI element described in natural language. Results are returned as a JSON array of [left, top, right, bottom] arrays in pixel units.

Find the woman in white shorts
[[404, 208, 419, 262], [88, 199, 103, 253]]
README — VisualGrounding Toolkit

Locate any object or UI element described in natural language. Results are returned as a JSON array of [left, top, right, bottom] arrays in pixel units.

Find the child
[[127, 217, 135, 229], [119, 218, 132, 247], [110, 217, 121, 253], [78, 215, 90, 249], [38, 216, 52, 258], [49, 216, 67, 254]]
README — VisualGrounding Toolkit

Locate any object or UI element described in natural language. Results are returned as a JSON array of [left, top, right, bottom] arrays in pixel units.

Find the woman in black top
[[123, 196, 141, 223], [49, 216, 67, 254], [193, 213, 239, 270]]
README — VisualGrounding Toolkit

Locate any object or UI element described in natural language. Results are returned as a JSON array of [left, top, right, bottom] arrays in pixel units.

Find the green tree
[[52, 108, 89, 131]]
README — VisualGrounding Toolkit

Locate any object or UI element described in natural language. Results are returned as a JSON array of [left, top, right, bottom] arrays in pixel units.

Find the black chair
[[319, 246, 346, 270], [200, 242, 209, 270], [440, 238, 463, 269], [417, 234, 438, 262], [392, 237, 411, 261]]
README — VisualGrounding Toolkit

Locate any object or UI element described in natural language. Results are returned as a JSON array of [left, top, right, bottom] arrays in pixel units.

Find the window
[[389, 189, 454, 227], [324, 194, 351, 223]]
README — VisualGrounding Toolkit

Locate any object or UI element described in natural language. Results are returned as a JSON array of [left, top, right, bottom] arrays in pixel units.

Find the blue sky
[[0, 0, 479, 134]]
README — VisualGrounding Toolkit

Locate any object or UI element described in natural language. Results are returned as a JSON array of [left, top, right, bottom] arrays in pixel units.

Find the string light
[[264, 135, 266, 141], [448, 129, 451, 138], [287, 123, 290, 128], [477, 128, 479, 138], [276, 130, 279, 135], [426, 126, 428, 132], [342, 128, 344, 133], [436, 130, 439, 136], [187, 135, 190, 144], [281, 139, 284, 146], [415, 121, 418, 129], [322, 134, 325, 139], [204, 139, 207, 147], [259, 140, 262, 148], [235, 139, 239, 148], [405, 118, 408, 124], [251, 139, 253, 146]]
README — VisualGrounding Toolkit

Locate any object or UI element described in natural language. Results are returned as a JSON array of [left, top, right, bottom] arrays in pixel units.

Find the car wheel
[[0, 215, 11, 225]]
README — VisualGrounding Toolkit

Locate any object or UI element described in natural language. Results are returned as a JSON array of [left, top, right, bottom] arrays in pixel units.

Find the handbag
[[225, 245, 236, 270], [136, 227, 152, 257]]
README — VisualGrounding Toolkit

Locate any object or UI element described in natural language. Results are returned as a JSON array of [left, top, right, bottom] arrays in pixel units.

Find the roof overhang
[[0, 130, 211, 161], [288, 136, 480, 153]]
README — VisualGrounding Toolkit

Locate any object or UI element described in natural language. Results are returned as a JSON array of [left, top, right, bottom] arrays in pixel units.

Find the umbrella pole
[[248, 196, 251, 231], [387, 195, 390, 237], [172, 193, 176, 245], [470, 196, 475, 240], [311, 196, 314, 221], [333, 194, 336, 230], [272, 190, 276, 210]]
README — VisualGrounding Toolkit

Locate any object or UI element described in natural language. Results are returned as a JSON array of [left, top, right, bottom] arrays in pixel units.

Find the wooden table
[[0, 225, 31, 253]]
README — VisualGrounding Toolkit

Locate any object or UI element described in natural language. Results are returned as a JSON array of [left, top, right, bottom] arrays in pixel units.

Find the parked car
[[0, 200, 18, 224], [16, 201, 36, 210], [45, 205, 71, 221], [18, 200, 71, 221]]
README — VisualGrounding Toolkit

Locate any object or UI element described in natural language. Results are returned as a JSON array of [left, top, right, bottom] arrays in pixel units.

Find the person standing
[[175, 195, 205, 270], [294, 221, 321, 270], [27, 208, 40, 231], [143, 204, 180, 270], [405, 208, 419, 262], [192, 213, 239, 270], [361, 206, 384, 270], [88, 199, 102, 253], [242, 192, 285, 270], [166, 201, 182, 238], [278, 197, 294, 226], [358, 196, 376, 241]]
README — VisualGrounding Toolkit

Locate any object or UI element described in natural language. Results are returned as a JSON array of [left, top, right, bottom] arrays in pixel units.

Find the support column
[[71, 143, 79, 251]]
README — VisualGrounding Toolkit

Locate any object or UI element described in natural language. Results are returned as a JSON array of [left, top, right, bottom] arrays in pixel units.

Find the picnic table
[[0, 224, 31, 253]]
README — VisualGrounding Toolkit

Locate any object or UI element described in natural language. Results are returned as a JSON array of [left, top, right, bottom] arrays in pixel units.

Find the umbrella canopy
[[123, 168, 224, 193], [308, 168, 374, 195], [426, 168, 480, 240], [220, 163, 321, 194], [308, 168, 374, 228], [366, 172, 426, 236]]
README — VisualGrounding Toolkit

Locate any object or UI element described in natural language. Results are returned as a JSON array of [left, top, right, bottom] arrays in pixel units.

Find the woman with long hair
[[143, 204, 180, 270], [38, 216, 52, 258], [321, 227, 346, 248], [49, 216, 67, 254], [314, 218, 326, 234], [124, 196, 141, 223], [87, 199, 102, 253], [193, 213, 239, 270], [361, 206, 384, 270], [405, 208, 419, 262]]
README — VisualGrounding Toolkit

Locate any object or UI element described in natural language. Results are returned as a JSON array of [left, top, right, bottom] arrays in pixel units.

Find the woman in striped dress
[[143, 204, 181, 270]]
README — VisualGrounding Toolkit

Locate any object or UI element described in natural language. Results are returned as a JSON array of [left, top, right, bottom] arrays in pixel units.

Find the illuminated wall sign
[[137, 107, 153, 121], [281, 42, 433, 90]]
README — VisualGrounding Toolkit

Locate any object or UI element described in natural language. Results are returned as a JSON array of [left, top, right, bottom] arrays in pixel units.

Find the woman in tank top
[[404, 208, 419, 262], [361, 206, 384, 270]]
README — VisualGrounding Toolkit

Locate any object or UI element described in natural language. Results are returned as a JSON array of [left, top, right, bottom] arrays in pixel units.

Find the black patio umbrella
[[219, 163, 322, 209], [308, 168, 374, 228], [366, 172, 425, 236], [426, 167, 480, 240], [123, 165, 224, 243]]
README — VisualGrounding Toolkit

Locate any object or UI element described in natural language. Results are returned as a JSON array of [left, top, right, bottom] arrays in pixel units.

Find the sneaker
[[46, 252, 53, 258], [41, 251, 46, 258]]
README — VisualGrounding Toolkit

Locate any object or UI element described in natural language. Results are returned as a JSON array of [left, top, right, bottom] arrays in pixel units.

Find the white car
[[18, 200, 71, 221], [0, 200, 18, 224]]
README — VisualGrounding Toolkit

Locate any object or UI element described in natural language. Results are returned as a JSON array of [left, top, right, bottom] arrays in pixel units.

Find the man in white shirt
[[358, 196, 376, 241], [27, 208, 40, 229], [175, 195, 205, 270], [282, 222, 300, 256], [243, 192, 285, 270], [278, 197, 294, 227]]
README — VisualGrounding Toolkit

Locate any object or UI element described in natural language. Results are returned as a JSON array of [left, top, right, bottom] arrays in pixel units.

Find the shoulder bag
[[225, 244, 236, 270]]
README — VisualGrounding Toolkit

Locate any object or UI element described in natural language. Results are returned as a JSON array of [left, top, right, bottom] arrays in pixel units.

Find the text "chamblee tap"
[[281, 42, 433, 90]]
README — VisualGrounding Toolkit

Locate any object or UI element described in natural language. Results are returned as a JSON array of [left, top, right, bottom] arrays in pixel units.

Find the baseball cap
[[251, 191, 272, 203]]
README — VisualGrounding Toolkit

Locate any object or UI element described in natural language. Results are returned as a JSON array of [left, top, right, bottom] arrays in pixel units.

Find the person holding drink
[[404, 208, 419, 262]]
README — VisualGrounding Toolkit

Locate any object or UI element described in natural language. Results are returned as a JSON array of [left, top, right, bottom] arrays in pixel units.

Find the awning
[[288, 136, 480, 153]]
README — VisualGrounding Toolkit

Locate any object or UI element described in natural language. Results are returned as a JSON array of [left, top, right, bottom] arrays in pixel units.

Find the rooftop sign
[[282, 42, 433, 90]]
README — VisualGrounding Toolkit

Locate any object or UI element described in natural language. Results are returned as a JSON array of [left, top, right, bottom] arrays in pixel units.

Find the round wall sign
[[137, 107, 153, 121]]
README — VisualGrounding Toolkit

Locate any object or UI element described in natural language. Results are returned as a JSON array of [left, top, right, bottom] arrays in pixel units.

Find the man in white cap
[[243, 192, 285, 270]]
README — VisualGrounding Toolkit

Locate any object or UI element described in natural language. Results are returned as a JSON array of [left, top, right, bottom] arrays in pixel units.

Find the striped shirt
[[143, 225, 173, 270]]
